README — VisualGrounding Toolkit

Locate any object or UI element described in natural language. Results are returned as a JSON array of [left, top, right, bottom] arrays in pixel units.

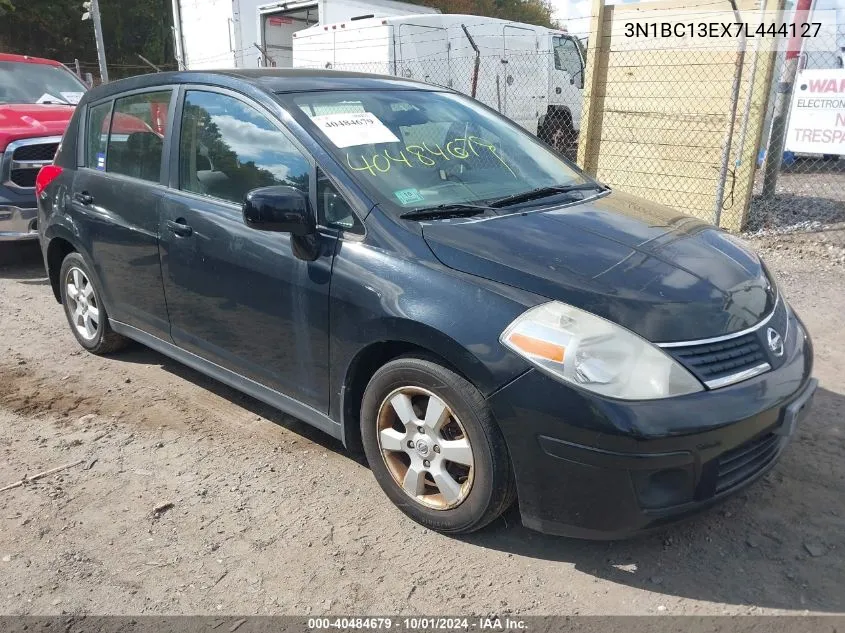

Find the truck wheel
[[59, 252, 128, 355], [360, 356, 516, 534]]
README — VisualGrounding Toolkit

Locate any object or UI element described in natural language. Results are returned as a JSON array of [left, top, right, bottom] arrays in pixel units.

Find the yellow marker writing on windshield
[[345, 136, 516, 178]]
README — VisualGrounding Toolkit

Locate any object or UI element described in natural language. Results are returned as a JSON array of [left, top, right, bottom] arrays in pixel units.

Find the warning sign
[[785, 68, 845, 155]]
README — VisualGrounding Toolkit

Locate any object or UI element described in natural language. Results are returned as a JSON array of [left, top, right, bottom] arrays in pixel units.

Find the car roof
[[82, 68, 443, 103], [0, 53, 65, 66]]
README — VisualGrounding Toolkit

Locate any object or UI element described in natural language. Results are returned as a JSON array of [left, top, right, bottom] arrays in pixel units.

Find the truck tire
[[539, 109, 578, 161]]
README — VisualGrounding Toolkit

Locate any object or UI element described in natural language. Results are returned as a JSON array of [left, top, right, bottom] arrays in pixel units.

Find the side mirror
[[242, 186, 314, 235]]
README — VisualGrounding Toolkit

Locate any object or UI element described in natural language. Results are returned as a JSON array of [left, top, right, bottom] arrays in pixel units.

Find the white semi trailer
[[171, 0, 438, 70], [291, 13, 586, 153]]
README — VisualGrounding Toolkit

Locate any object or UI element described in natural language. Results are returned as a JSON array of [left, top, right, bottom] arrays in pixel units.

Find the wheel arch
[[337, 322, 500, 452], [44, 225, 89, 304]]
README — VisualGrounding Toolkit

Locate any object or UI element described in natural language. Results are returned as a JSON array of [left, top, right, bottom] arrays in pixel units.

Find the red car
[[1, 53, 87, 241]]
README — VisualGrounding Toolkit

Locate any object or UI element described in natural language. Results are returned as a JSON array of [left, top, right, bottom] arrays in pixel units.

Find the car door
[[158, 86, 336, 410], [70, 88, 175, 340]]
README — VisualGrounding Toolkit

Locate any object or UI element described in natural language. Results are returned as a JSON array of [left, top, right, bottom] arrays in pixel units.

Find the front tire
[[59, 252, 128, 355], [361, 356, 516, 534]]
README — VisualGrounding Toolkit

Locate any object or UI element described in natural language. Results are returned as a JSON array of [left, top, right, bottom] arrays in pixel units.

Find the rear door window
[[106, 90, 172, 183]]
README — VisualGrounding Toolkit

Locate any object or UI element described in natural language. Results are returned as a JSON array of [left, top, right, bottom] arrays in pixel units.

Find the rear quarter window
[[84, 101, 112, 170]]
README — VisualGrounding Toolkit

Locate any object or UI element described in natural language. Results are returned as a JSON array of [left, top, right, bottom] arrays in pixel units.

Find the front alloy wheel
[[361, 356, 516, 534], [377, 386, 475, 510]]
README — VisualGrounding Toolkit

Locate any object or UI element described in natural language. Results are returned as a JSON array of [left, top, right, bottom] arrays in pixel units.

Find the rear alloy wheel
[[59, 252, 128, 355], [65, 266, 100, 342], [361, 356, 516, 534]]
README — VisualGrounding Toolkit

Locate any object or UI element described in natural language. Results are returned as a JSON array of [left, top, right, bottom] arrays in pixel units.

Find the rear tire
[[59, 252, 128, 355], [360, 356, 516, 534]]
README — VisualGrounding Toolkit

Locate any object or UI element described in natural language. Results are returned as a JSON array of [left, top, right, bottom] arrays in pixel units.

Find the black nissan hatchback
[[37, 70, 816, 538]]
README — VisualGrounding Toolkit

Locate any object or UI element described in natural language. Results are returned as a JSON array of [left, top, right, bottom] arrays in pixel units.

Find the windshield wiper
[[399, 203, 494, 221], [488, 182, 606, 208]]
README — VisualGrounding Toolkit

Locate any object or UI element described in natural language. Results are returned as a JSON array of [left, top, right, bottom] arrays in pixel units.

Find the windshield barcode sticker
[[311, 112, 400, 148]]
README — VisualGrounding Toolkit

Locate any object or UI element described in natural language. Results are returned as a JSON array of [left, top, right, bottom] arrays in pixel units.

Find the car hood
[[0, 104, 75, 150], [421, 190, 775, 343]]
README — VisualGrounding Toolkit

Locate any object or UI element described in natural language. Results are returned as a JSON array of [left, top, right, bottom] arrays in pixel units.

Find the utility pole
[[82, 0, 109, 84], [762, 0, 813, 197]]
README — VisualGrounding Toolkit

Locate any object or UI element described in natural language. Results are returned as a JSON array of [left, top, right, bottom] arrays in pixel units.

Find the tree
[[0, 0, 175, 80], [0, 0, 555, 80], [406, 0, 555, 27]]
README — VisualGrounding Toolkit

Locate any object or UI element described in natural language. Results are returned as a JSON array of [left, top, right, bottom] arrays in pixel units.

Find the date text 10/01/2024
[[307, 617, 528, 630]]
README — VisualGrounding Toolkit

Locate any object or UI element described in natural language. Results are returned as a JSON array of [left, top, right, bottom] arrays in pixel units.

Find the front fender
[[328, 235, 543, 431]]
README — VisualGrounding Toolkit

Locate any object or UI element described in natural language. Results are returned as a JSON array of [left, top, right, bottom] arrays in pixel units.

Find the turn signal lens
[[35, 165, 63, 198], [506, 332, 566, 363]]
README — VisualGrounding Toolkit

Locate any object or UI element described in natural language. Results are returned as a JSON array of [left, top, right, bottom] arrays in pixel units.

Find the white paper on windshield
[[60, 92, 84, 105], [36, 93, 64, 104], [310, 112, 399, 148]]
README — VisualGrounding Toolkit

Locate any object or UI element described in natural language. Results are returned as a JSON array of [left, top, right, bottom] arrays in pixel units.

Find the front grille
[[6, 141, 60, 188], [667, 333, 767, 383], [715, 432, 781, 494], [10, 169, 38, 188], [12, 142, 59, 162]]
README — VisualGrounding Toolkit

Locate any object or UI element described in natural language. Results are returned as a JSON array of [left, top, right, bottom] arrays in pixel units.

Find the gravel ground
[[748, 162, 845, 236], [0, 237, 843, 616]]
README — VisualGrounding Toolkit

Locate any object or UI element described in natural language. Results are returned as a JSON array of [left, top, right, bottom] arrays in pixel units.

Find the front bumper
[[0, 205, 39, 241], [488, 310, 815, 539]]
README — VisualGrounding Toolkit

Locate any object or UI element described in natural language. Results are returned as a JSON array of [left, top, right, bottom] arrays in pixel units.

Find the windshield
[[0, 62, 87, 105], [283, 89, 590, 213]]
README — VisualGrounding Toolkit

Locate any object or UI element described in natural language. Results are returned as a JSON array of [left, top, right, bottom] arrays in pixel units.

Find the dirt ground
[[0, 230, 843, 616]]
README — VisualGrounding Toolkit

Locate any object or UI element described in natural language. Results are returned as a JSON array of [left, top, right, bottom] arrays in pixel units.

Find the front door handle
[[166, 218, 193, 237], [74, 191, 93, 205]]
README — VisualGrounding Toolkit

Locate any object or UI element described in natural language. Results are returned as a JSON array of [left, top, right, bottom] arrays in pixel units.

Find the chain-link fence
[[749, 40, 845, 234], [293, 16, 844, 234]]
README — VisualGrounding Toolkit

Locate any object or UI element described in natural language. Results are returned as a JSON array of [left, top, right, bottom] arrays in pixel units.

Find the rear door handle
[[166, 219, 193, 237], [74, 191, 93, 205]]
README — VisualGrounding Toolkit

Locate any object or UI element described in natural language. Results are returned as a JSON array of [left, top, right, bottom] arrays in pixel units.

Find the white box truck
[[171, 0, 438, 70], [291, 13, 587, 153]]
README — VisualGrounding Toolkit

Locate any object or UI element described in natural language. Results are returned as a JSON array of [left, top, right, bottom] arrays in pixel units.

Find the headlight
[[500, 301, 703, 400]]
